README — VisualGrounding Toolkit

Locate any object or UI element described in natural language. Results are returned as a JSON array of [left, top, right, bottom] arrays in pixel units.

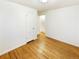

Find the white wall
[[0, 0, 39, 55], [45, 5, 79, 47]]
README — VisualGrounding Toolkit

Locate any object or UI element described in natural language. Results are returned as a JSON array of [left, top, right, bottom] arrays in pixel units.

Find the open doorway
[[39, 15, 46, 33]]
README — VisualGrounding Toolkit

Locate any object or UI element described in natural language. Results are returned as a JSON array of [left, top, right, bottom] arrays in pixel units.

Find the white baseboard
[[0, 36, 37, 56]]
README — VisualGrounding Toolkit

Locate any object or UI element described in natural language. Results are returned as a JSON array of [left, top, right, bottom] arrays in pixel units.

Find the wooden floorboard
[[0, 32, 79, 59]]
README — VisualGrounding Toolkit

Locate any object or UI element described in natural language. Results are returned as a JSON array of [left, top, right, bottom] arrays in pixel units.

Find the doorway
[[39, 15, 46, 33]]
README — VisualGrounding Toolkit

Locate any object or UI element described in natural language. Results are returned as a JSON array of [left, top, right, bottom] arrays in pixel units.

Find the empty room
[[0, 0, 79, 59]]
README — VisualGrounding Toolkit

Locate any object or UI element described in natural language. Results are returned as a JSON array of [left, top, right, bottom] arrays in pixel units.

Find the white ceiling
[[6, 0, 79, 12]]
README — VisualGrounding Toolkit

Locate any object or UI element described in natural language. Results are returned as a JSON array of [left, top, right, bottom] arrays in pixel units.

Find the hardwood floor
[[0, 32, 79, 59]]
